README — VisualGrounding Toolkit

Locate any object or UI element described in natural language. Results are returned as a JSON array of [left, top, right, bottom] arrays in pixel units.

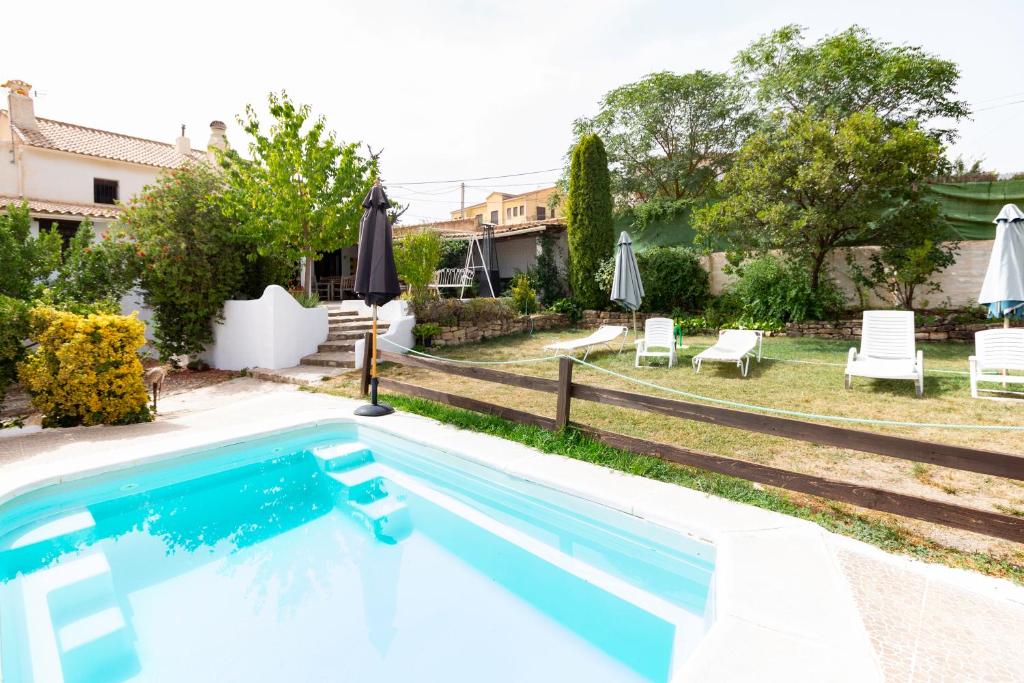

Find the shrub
[[548, 298, 583, 324], [118, 164, 251, 360], [0, 202, 61, 300], [532, 233, 566, 304], [566, 134, 615, 309], [439, 239, 468, 269], [395, 230, 443, 299], [508, 273, 538, 314], [18, 307, 152, 427], [293, 291, 320, 308], [50, 222, 140, 307], [595, 246, 709, 313], [726, 254, 844, 325], [412, 323, 442, 345], [411, 297, 515, 326], [0, 296, 29, 427]]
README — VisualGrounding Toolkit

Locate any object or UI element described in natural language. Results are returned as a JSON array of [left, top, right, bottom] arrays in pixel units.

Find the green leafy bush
[[532, 233, 566, 304], [548, 298, 583, 324], [411, 297, 516, 326], [0, 296, 29, 427], [726, 254, 844, 325], [508, 273, 538, 314], [50, 222, 140, 307], [596, 246, 709, 313], [0, 202, 61, 300], [412, 323, 442, 345], [118, 164, 253, 360], [294, 291, 320, 308]]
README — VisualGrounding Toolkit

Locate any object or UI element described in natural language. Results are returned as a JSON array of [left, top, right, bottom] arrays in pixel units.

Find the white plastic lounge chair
[[969, 328, 1024, 398], [692, 329, 763, 377], [635, 317, 676, 367], [544, 325, 627, 360], [845, 310, 924, 397]]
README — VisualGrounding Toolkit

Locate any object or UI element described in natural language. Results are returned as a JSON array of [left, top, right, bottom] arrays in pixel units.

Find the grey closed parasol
[[610, 231, 644, 336]]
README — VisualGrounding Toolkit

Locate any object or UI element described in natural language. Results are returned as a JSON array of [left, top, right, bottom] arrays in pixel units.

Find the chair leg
[[844, 374, 851, 390], [741, 357, 749, 377]]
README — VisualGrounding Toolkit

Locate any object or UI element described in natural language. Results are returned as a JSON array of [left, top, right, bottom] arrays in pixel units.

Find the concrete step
[[328, 323, 389, 334], [327, 330, 368, 341], [313, 442, 373, 471], [318, 340, 357, 353], [249, 365, 348, 386], [325, 309, 357, 317], [300, 351, 356, 368]]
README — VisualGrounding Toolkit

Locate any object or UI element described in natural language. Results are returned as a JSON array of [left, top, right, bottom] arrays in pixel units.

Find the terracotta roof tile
[[0, 195, 121, 219], [3, 112, 207, 168]]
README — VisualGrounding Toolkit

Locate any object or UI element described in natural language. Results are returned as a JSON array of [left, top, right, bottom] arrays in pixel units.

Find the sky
[[6, 0, 1023, 223]]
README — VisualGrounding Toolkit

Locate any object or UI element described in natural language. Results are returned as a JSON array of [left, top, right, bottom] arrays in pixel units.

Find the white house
[[0, 79, 227, 243]]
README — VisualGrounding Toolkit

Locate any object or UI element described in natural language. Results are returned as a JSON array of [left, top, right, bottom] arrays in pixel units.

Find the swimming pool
[[0, 423, 715, 682]]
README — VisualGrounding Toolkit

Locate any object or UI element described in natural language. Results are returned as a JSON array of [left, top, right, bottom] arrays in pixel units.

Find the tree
[[220, 91, 375, 295], [736, 24, 969, 140], [848, 201, 960, 309], [118, 164, 250, 360], [394, 230, 443, 300], [49, 222, 140, 307], [573, 70, 754, 215], [566, 134, 615, 309], [694, 110, 943, 292], [0, 202, 61, 300]]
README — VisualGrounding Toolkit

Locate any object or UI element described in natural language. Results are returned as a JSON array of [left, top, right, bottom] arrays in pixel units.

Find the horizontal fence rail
[[373, 350, 1024, 543]]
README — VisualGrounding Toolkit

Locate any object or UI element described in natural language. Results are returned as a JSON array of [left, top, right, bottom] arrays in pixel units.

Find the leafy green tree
[[118, 164, 249, 360], [0, 202, 61, 300], [695, 110, 942, 292], [566, 134, 615, 309], [0, 295, 29, 427], [848, 201, 960, 309], [220, 91, 375, 295], [532, 233, 566, 305], [49, 222, 140, 307], [736, 24, 969, 139], [573, 70, 754, 216], [394, 229, 443, 299]]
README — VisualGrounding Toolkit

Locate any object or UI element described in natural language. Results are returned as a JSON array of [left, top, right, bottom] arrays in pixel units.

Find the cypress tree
[[566, 134, 614, 309]]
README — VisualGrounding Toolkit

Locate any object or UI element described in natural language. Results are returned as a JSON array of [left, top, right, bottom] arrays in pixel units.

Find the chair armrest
[[634, 339, 645, 349], [846, 347, 858, 364]]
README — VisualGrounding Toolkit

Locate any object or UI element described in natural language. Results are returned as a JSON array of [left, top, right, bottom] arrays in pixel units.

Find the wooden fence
[[362, 336, 1024, 543]]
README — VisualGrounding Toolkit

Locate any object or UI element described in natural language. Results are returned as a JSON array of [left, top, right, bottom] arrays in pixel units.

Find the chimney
[[175, 124, 191, 155], [3, 80, 38, 131], [207, 120, 227, 152]]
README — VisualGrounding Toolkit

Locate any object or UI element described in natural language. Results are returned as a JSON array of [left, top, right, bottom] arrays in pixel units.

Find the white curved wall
[[205, 285, 328, 370]]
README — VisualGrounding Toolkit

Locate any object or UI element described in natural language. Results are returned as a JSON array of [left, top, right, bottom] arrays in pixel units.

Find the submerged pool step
[[348, 496, 412, 544], [311, 442, 373, 472]]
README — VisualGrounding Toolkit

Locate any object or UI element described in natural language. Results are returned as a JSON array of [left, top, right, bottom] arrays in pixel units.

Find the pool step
[[3, 509, 96, 551], [348, 495, 412, 544], [326, 463, 385, 503], [312, 442, 373, 472]]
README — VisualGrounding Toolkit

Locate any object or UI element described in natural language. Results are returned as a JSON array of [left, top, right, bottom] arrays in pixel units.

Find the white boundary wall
[[205, 285, 328, 370]]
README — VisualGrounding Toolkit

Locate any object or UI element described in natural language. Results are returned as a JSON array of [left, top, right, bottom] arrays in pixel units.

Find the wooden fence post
[[360, 331, 373, 397], [555, 356, 573, 429]]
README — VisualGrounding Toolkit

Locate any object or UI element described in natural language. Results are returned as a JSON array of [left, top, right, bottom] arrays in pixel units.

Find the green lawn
[[314, 328, 1024, 577]]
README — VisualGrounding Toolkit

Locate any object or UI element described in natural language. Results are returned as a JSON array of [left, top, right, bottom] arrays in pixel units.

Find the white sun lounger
[[845, 310, 924, 397], [969, 328, 1024, 398], [692, 329, 763, 377], [544, 325, 627, 360]]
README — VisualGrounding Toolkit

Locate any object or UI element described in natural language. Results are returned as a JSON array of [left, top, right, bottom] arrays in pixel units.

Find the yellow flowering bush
[[18, 307, 152, 427]]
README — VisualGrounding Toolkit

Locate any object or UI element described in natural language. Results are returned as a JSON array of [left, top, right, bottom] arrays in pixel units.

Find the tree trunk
[[810, 250, 828, 292], [304, 254, 314, 297]]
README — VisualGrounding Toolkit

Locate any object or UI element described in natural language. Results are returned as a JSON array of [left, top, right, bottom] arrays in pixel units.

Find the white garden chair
[[544, 325, 627, 360], [635, 317, 676, 367], [692, 329, 763, 377], [845, 310, 924, 397], [969, 328, 1024, 398]]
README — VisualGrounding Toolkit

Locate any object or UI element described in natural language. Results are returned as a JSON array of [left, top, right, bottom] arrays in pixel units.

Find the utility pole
[[460, 182, 465, 218]]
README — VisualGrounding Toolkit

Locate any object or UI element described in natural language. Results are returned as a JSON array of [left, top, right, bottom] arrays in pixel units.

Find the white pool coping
[[0, 383, 885, 681]]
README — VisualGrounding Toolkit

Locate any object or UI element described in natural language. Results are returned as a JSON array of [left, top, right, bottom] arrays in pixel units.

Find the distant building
[[449, 186, 559, 225], [0, 80, 227, 242]]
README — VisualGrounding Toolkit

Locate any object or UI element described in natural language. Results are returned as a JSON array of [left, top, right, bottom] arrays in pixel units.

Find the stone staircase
[[300, 308, 390, 369]]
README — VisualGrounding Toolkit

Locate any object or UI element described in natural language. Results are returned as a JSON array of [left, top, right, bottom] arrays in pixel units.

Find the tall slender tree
[[566, 134, 614, 309]]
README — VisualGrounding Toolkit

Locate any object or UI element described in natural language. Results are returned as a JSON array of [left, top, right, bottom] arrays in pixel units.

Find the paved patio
[[1, 378, 1023, 681]]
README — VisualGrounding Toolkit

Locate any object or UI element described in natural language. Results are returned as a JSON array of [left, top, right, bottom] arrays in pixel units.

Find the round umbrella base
[[354, 402, 395, 417]]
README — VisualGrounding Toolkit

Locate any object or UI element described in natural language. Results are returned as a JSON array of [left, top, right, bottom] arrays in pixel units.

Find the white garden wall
[[205, 285, 328, 370]]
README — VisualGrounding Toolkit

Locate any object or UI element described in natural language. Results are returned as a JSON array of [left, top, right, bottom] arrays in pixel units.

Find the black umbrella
[[353, 181, 401, 417]]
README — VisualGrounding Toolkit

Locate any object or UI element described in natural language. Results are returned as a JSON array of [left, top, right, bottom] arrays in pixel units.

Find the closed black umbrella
[[354, 181, 401, 417]]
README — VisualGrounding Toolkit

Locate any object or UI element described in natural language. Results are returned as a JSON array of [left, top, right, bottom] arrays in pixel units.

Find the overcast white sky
[[7, 0, 1022, 222]]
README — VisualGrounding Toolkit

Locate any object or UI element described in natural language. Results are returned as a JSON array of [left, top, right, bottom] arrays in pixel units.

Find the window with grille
[[93, 178, 119, 205]]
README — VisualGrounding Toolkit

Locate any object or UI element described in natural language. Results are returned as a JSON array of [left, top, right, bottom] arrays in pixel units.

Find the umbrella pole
[[356, 303, 394, 416]]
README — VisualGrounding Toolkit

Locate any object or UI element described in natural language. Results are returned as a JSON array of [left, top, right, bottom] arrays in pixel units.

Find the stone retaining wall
[[433, 312, 568, 347], [786, 316, 1003, 342]]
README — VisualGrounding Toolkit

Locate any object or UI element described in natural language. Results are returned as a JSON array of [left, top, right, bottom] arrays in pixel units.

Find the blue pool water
[[0, 424, 715, 682]]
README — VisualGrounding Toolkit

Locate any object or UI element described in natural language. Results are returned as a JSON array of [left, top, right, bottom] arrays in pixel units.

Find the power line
[[974, 99, 1024, 113], [971, 90, 1024, 105], [388, 166, 563, 185]]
